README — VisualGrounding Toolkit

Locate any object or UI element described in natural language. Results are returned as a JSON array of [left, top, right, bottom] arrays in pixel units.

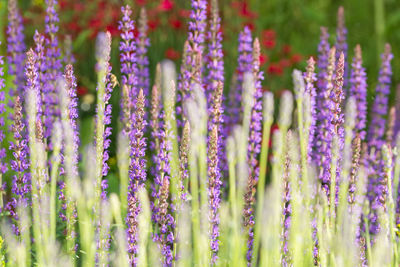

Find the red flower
[[159, 0, 174, 11], [262, 29, 276, 41], [260, 53, 268, 66], [77, 86, 88, 97], [169, 17, 183, 30], [262, 39, 275, 50], [106, 25, 119, 37], [282, 44, 292, 54], [232, 2, 257, 19], [165, 48, 180, 60], [179, 9, 191, 18], [268, 63, 283, 76], [148, 19, 160, 31], [279, 59, 291, 69], [291, 54, 302, 64]]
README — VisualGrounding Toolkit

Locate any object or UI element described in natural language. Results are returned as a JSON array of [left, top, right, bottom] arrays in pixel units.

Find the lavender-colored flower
[[331, 52, 345, 196], [94, 32, 113, 199], [119, 4, 138, 124], [281, 152, 292, 266], [152, 112, 175, 266], [137, 8, 150, 102], [304, 57, 317, 162], [0, 43, 7, 177], [8, 96, 30, 229], [335, 7, 348, 90], [177, 0, 207, 126], [64, 64, 80, 169], [208, 125, 222, 263], [244, 38, 264, 263], [366, 44, 393, 235], [317, 47, 336, 194], [43, 0, 62, 142], [368, 44, 393, 149], [349, 45, 367, 141], [314, 27, 330, 166], [178, 121, 190, 202], [7, 0, 26, 105], [33, 31, 46, 122], [206, 0, 224, 107], [228, 27, 253, 130], [126, 90, 147, 265]]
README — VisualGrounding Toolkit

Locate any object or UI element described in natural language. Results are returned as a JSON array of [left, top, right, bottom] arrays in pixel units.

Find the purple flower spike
[[368, 44, 393, 150], [206, 0, 224, 107], [317, 47, 336, 195], [7, 0, 26, 105], [366, 44, 393, 235], [137, 8, 150, 102], [208, 125, 222, 264], [335, 7, 348, 90], [244, 38, 264, 264], [8, 96, 30, 232], [64, 64, 80, 169], [126, 90, 147, 265], [177, 0, 207, 127], [304, 57, 317, 163], [119, 4, 138, 122], [349, 45, 367, 141], [0, 43, 7, 177], [33, 31, 46, 122], [331, 52, 345, 188], [228, 27, 253, 130], [44, 0, 62, 142]]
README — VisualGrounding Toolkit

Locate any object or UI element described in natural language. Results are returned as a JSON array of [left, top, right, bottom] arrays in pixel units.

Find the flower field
[[0, 0, 400, 266]]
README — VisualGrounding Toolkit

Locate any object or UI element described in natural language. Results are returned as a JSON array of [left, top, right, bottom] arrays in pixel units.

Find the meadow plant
[[0, 2, 400, 267]]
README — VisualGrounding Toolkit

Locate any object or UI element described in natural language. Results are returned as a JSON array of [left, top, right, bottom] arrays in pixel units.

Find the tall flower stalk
[[126, 90, 147, 265], [7, 0, 26, 105], [137, 8, 150, 103], [0, 43, 7, 209], [43, 0, 62, 142], [243, 38, 264, 264], [118, 5, 138, 126], [349, 45, 367, 141]]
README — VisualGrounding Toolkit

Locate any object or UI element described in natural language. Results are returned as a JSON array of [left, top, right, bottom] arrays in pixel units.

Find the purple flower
[[244, 38, 264, 264], [0, 43, 7, 176], [313, 27, 330, 167], [177, 0, 207, 127], [178, 121, 190, 202], [368, 44, 393, 150], [228, 27, 253, 130], [316, 47, 336, 194], [126, 90, 147, 265], [208, 125, 222, 263], [64, 64, 80, 170], [7, 0, 26, 105], [119, 5, 138, 125], [349, 45, 367, 141], [152, 112, 175, 266], [366, 44, 393, 235], [335, 7, 348, 90], [8, 96, 30, 231], [137, 8, 150, 103], [33, 31, 46, 122], [281, 155, 292, 266], [304, 57, 317, 163], [43, 0, 62, 142], [94, 32, 113, 199]]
